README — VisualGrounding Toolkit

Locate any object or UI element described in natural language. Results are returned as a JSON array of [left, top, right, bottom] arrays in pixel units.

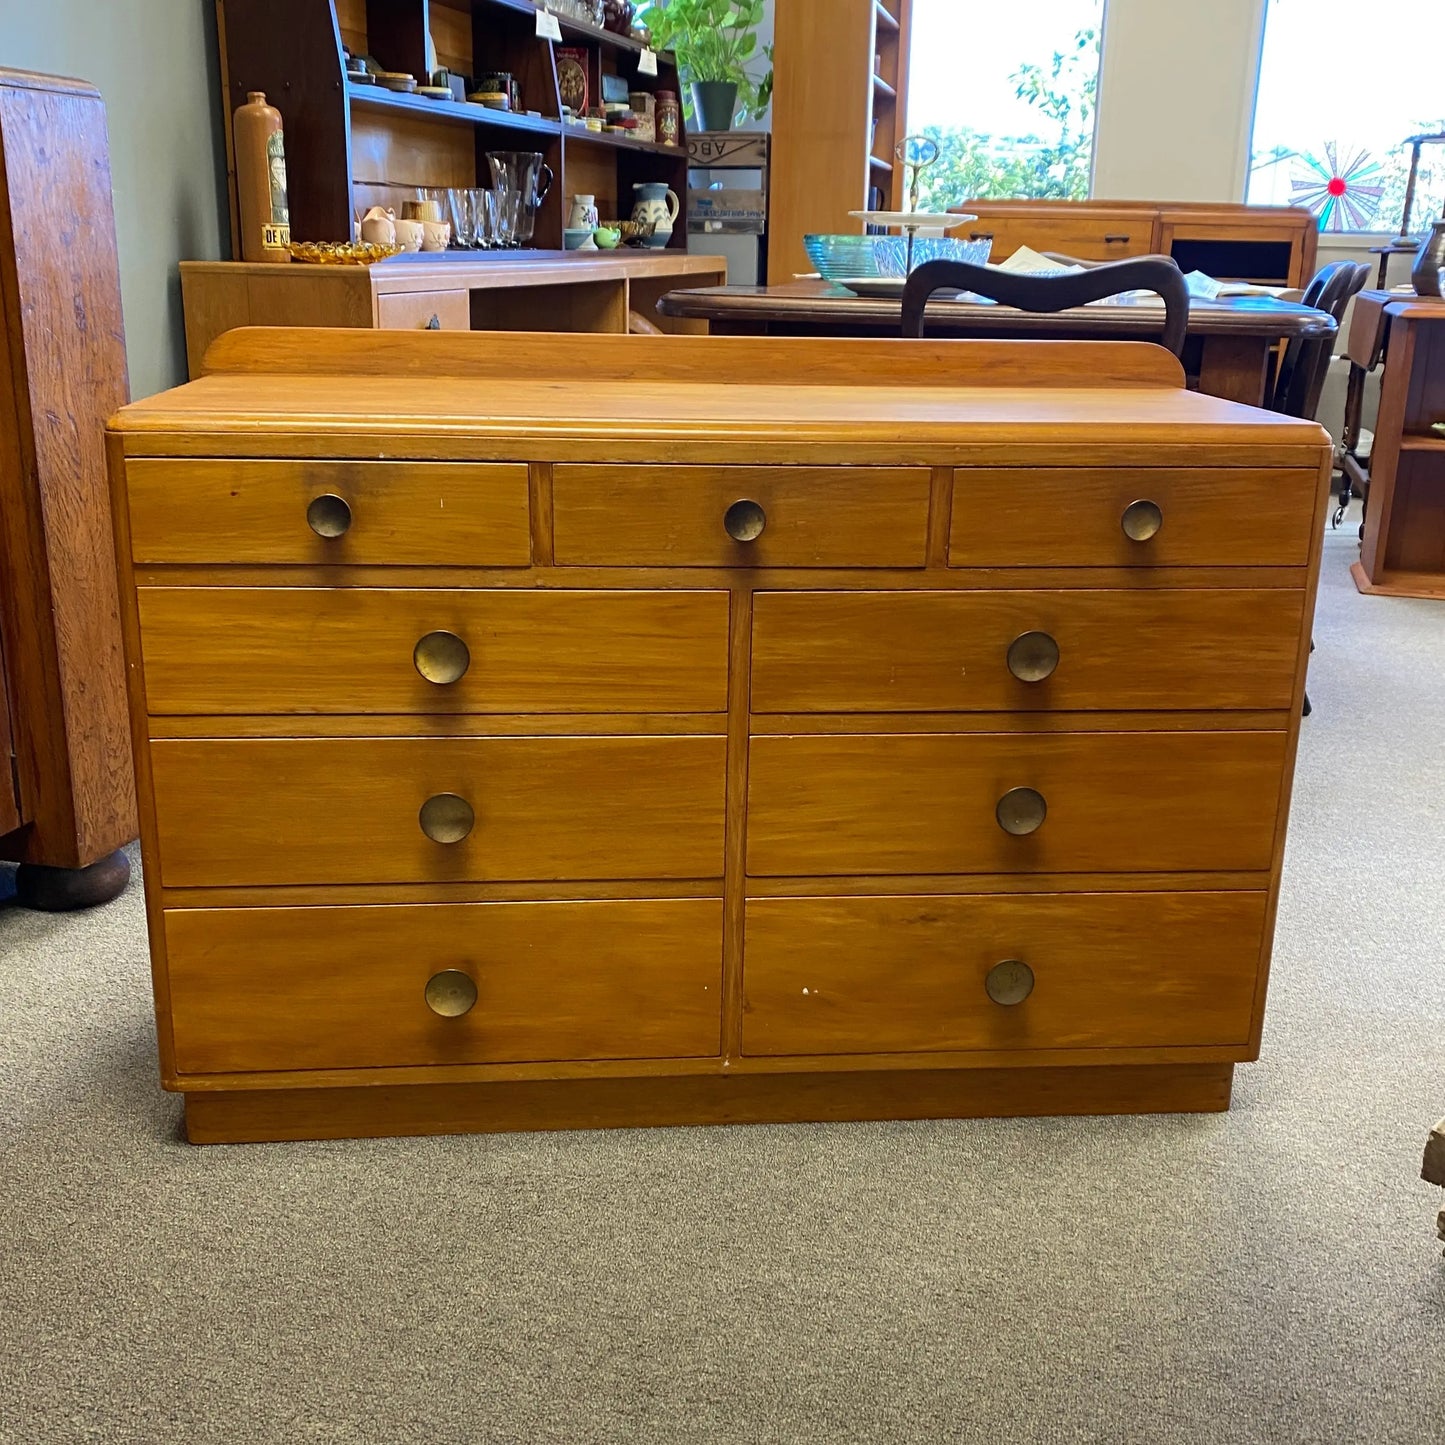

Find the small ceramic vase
[[631, 181, 680, 249], [360, 206, 396, 246], [567, 193, 599, 230]]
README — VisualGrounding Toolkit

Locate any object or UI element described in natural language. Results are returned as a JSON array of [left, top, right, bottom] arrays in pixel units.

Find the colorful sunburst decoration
[[1290, 142, 1386, 231]]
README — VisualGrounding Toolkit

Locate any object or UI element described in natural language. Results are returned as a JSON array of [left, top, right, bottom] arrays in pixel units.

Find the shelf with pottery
[[216, 0, 692, 256], [179, 249, 725, 375]]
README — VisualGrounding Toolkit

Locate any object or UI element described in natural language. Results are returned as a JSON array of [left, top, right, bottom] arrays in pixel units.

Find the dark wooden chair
[[901, 255, 1191, 357], [1270, 260, 1371, 421]]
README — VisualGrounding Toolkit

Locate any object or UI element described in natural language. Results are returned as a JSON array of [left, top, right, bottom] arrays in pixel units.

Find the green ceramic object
[[593, 226, 621, 250]]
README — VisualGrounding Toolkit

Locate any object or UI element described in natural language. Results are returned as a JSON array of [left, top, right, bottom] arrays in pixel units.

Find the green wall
[[0, 0, 230, 397]]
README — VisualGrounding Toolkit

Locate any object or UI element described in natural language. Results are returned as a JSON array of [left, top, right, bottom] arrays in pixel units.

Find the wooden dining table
[[657, 280, 1336, 407]]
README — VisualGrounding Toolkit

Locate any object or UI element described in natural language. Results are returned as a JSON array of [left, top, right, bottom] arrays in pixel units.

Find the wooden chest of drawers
[[107, 328, 1331, 1144]]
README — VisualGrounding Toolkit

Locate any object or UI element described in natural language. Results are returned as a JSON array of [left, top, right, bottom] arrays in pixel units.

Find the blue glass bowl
[[804, 233, 993, 280]]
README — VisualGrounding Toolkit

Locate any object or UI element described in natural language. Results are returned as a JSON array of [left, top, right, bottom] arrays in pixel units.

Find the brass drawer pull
[[1122, 498, 1163, 542], [419, 793, 474, 844], [414, 630, 470, 685], [724, 499, 767, 542], [425, 969, 478, 1017], [1006, 630, 1059, 682], [986, 959, 1035, 1006], [306, 493, 352, 538], [996, 786, 1047, 836]]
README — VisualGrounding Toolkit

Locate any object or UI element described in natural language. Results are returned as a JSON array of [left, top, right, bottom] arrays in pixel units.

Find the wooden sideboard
[[0, 68, 135, 909], [948, 201, 1319, 287], [180, 252, 726, 378], [1350, 296, 1445, 598], [107, 327, 1330, 1144]]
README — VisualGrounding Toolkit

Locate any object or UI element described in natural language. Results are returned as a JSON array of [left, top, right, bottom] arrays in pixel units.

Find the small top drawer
[[952, 213, 1152, 263], [552, 465, 931, 568], [375, 289, 470, 331], [949, 468, 1318, 568], [125, 459, 531, 566]]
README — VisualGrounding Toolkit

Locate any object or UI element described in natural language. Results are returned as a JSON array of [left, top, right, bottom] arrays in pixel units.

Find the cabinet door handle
[[985, 959, 1035, 1006], [425, 969, 478, 1017], [306, 493, 352, 538], [413, 630, 471, 685], [419, 793, 474, 844], [1121, 498, 1164, 542], [425, 313, 442, 330], [1104, 233, 1131, 244], [1006, 631, 1060, 683], [724, 499, 766, 542], [996, 786, 1047, 836]]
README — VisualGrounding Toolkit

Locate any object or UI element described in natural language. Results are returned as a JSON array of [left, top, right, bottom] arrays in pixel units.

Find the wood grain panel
[[138, 588, 729, 714], [751, 588, 1306, 712], [743, 892, 1266, 1055], [125, 459, 530, 565], [166, 898, 722, 1073], [349, 110, 474, 189], [952, 212, 1154, 262], [150, 735, 727, 886], [746, 731, 1288, 876], [552, 465, 931, 567], [948, 468, 1318, 567]]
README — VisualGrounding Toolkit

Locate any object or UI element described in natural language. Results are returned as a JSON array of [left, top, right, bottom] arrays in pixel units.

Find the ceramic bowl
[[564, 227, 593, 251], [803, 233, 993, 281]]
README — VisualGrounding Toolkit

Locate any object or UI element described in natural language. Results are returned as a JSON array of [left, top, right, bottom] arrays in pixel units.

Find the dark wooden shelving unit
[[216, 0, 691, 252]]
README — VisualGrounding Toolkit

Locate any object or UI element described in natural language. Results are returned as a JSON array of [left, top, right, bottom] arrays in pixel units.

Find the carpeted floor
[[2, 521, 1442, 1445]]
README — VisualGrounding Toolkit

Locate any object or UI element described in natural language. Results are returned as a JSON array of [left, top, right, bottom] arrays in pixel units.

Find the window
[[1248, 0, 1445, 233], [905, 0, 1103, 211]]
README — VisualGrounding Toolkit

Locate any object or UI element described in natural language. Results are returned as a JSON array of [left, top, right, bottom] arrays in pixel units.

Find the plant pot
[[1412, 221, 1445, 297], [690, 80, 738, 132]]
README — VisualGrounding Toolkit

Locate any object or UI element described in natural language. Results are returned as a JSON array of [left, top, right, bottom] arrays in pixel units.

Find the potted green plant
[[636, 0, 773, 132]]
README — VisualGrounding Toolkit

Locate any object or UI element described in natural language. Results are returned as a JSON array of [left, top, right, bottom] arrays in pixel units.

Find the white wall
[[0, 0, 230, 397], [1092, 0, 1266, 201]]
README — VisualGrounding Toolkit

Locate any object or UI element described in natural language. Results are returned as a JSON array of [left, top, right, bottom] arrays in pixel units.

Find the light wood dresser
[[106, 328, 1330, 1145]]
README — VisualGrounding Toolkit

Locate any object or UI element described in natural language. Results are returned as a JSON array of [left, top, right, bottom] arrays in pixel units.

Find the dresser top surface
[[112, 329, 1330, 459]]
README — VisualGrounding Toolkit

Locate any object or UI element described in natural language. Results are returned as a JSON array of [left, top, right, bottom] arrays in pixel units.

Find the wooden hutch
[[189, 0, 724, 363]]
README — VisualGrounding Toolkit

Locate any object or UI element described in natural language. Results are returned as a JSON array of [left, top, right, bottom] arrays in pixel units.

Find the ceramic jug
[[567, 193, 599, 230], [631, 181, 680, 249]]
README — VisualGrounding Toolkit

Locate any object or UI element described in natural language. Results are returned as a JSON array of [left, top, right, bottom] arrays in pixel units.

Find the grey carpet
[[2, 519, 1443, 1445]]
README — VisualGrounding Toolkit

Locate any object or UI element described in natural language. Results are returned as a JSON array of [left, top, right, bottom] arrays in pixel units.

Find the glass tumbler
[[447, 188, 477, 248]]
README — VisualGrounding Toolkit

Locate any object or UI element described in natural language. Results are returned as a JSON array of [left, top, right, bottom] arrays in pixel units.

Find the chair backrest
[[900, 255, 1190, 357], [1270, 260, 1371, 418]]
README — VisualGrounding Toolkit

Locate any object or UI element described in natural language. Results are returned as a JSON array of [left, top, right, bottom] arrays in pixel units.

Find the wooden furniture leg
[[1196, 334, 1272, 406], [1426, 1119, 1445, 1248], [14, 849, 131, 912]]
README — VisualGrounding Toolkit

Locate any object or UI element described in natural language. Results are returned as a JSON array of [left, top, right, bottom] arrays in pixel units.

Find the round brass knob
[[413, 630, 470, 685], [1006, 630, 1060, 683], [996, 786, 1047, 836], [425, 969, 478, 1017], [419, 793, 474, 844], [306, 493, 352, 538], [1121, 498, 1163, 542], [724, 499, 767, 543], [986, 959, 1035, 1007]]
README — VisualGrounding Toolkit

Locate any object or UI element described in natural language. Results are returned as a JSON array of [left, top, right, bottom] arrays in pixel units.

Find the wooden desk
[[108, 326, 1330, 1145], [657, 282, 1334, 406], [181, 252, 728, 380]]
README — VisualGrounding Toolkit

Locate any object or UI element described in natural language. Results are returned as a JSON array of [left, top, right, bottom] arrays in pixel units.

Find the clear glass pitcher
[[484, 151, 554, 246]]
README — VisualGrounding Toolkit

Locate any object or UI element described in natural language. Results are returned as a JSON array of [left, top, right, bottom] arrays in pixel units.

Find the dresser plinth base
[[181, 1063, 1234, 1144]]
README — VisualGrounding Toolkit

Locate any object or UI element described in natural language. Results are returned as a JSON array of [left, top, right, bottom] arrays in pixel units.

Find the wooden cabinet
[[0, 68, 135, 908], [769, 0, 913, 282], [951, 201, 1319, 287], [106, 327, 1331, 1143]]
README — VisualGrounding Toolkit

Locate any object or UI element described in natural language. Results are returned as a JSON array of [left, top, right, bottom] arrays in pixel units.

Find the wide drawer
[[138, 588, 730, 714], [552, 465, 931, 567], [151, 736, 726, 886], [165, 898, 722, 1073], [951, 214, 1153, 262], [743, 891, 1265, 1055], [751, 589, 1305, 712], [125, 459, 531, 566], [746, 731, 1287, 875], [948, 468, 1319, 568]]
